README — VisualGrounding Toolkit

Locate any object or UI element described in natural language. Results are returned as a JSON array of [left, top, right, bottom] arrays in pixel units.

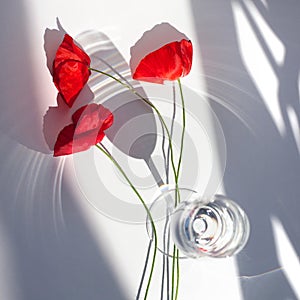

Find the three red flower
[[51, 32, 193, 156]]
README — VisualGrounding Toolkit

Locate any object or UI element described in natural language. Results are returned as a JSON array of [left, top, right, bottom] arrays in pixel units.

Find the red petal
[[54, 104, 114, 156], [54, 124, 76, 156], [73, 130, 101, 152], [72, 104, 93, 124], [72, 104, 114, 133], [96, 131, 105, 144], [180, 39, 193, 77], [54, 34, 90, 70], [53, 34, 91, 107], [97, 105, 114, 131], [54, 124, 100, 156], [53, 61, 91, 107], [133, 39, 193, 83]]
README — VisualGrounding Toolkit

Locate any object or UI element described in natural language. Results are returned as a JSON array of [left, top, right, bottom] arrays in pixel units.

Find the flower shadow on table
[[190, 0, 300, 299]]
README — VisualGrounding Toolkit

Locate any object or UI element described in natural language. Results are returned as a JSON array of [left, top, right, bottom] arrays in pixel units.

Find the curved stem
[[171, 245, 177, 300], [95, 144, 157, 300], [90, 67, 185, 300], [89, 67, 126, 87], [89, 67, 179, 186], [136, 239, 153, 300], [173, 79, 187, 300], [171, 79, 186, 300], [175, 249, 180, 300], [176, 78, 186, 185]]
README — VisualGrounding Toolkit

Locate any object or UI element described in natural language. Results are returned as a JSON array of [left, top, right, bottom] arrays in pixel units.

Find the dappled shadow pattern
[[190, 0, 300, 299]]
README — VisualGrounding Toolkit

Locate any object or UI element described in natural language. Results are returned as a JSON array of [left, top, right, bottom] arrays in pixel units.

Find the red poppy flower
[[132, 39, 193, 84], [53, 34, 91, 107], [54, 103, 113, 156]]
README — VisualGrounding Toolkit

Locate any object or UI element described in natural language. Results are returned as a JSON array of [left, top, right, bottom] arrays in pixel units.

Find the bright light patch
[[180, 257, 243, 300], [243, 0, 285, 66], [259, 0, 268, 9], [271, 215, 300, 299], [287, 105, 300, 154], [298, 71, 300, 105], [232, 0, 285, 135]]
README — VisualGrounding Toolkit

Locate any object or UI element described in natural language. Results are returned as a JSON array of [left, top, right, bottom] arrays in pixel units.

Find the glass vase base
[[147, 186, 250, 258]]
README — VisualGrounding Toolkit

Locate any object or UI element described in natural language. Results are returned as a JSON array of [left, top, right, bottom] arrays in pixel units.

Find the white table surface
[[1, 0, 300, 299]]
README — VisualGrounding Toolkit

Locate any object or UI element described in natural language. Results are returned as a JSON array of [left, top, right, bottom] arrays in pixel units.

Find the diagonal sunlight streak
[[287, 106, 300, 155], [298, 71, 300, 105], [258, 0, 268, 9], [243, 0, 285, 67], [271, 215, 300, 299], [185, 3, 245, 300], [231, 0, 285, 135]]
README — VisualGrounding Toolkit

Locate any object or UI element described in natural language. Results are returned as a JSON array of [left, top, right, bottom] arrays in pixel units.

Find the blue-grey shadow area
[[0, 135, 127, 300], [190, 0, 300, 299], [0, 2, 127, 300]]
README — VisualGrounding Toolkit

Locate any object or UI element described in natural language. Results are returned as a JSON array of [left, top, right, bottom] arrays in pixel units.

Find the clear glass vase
[[147, 187, 250, 258]]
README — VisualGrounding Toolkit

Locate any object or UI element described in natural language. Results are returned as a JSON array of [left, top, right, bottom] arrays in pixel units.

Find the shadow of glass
[[69, 30, 164, 224], [189, 0, 300, 299]]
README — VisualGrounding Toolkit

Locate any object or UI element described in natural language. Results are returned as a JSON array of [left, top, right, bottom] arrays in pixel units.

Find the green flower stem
[[175, 248, 180, 300], [89, 68, 126, 88], [176, 78, 186, 186], [171, 245, 176, 300], [95, 143, 157, 300], [89, 67, 179, 187], [172, 78, 186, 300], [90, 67, 187, 300]]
